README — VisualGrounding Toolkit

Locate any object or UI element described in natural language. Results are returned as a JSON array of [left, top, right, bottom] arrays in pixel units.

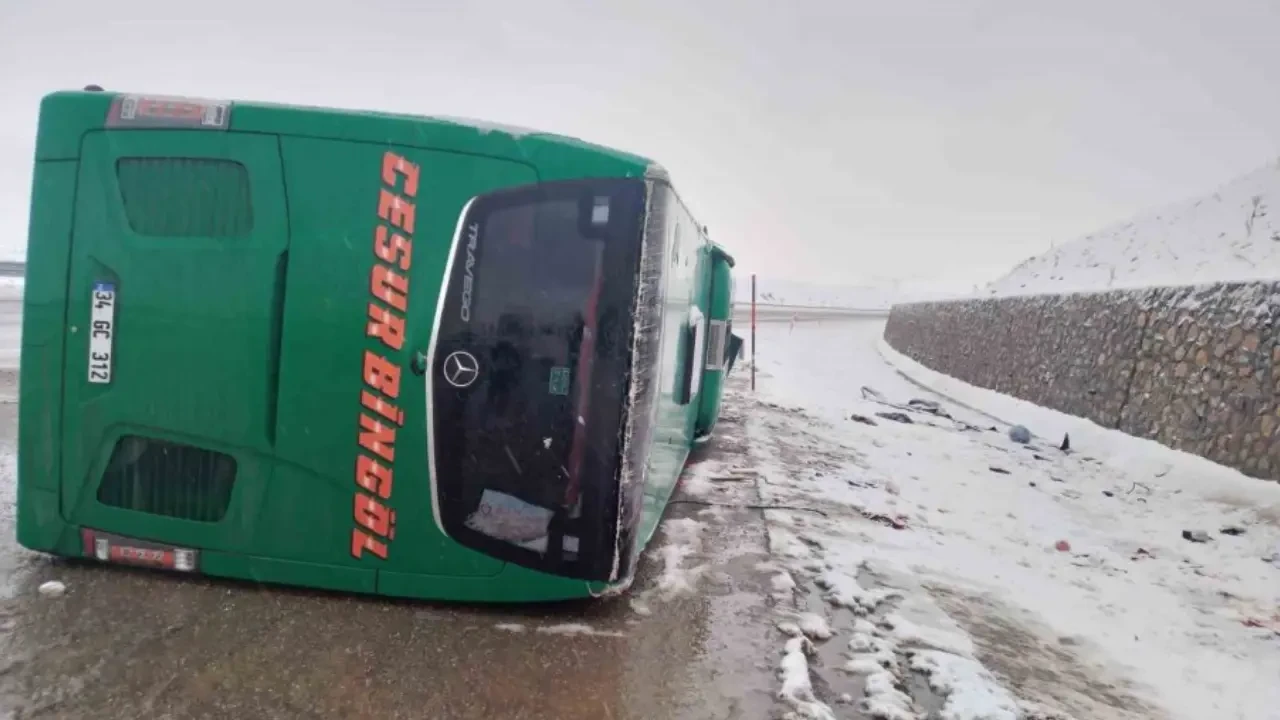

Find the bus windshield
[[430, 178, 647, 580]]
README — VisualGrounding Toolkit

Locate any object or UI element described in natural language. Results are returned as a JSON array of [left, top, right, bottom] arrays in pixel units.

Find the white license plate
[[88, 282, 116, 384]]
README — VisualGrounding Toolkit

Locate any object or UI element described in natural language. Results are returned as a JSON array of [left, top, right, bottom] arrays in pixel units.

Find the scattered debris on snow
[[1265, 544, 1280, 566], [870, 328, 1280, 720], [746, 320, 1280, 720]]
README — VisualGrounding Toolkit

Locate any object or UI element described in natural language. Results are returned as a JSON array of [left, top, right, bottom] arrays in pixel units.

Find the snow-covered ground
[[986, 158, 1280, 297], [736, 278, 899, 310], [731, 277, 976, 312], [0, 283, 20, 371], [695, 319, 1280, 719]]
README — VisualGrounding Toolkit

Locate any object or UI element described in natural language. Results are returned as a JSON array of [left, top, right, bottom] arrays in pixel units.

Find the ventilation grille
[[116, 157, 253, 237], [97, 437, 237, 522]]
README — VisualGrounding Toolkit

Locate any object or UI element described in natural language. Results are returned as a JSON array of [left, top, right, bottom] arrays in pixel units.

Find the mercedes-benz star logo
[[442, 350, 480, 389]]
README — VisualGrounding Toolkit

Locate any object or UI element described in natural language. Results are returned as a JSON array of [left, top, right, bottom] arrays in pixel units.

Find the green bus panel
[[17, 89, 738, 603]]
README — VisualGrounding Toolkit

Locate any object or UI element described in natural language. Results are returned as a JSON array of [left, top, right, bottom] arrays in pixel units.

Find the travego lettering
[[460, 223, 478, 322]]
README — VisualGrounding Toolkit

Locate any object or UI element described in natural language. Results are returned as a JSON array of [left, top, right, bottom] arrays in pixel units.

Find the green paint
[[696, 243, 738, 440], [16, 90, 737, 603]]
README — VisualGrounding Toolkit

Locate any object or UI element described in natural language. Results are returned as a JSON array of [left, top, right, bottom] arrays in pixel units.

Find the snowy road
[[733, 320, 1280, 720], [0, 316, 1277, 719]]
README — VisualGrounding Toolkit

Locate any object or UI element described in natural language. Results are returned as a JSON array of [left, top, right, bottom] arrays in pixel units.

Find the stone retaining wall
[[883, 282, 1280, 481]]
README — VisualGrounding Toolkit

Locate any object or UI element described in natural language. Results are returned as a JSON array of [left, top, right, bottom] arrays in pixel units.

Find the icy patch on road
[[498, 621, 625, 637], [653, 517, 708, 599], [534, 623, 626, 639]]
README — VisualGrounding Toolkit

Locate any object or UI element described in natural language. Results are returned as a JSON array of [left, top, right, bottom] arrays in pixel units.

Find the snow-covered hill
[[986, 158, 1280, 297]]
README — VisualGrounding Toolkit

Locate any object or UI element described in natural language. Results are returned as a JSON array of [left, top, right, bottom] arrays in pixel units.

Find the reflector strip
[[106, 94, 231, 129]]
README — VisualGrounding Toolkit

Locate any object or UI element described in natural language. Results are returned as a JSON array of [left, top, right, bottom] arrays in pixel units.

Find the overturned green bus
[[17, 89, 742, 602]]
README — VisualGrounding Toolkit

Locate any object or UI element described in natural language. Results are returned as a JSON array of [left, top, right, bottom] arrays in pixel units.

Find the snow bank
[[816, 569, 900, 616], [777, 635, 837, 720], [909, 651, 1019, 720]]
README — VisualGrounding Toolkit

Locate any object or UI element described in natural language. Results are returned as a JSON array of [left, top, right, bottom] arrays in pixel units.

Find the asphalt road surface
[[0, 388, 790, 720], [0, 282, 884, 719]]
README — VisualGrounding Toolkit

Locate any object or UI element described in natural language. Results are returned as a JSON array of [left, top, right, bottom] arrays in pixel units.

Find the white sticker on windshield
[[591, 196, 610, 225], [465, 489, 553, 544]]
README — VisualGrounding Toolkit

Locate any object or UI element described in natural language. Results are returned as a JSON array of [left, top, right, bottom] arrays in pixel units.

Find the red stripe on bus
[[563, 243, 606, 511]]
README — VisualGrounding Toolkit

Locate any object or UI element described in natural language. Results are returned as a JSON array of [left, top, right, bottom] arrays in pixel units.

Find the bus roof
[[34, 90, 659, 182]]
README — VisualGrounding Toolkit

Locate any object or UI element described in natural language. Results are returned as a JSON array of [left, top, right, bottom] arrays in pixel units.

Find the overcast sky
[[1, 0, 1278, 291]]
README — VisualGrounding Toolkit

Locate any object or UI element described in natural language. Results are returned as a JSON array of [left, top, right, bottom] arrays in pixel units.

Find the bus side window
[[676, 322, 696, 405]]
